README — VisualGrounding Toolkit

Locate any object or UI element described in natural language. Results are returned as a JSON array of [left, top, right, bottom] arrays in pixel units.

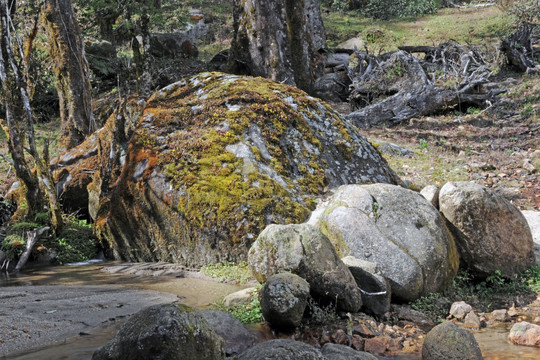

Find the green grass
[[201, 260, 255, 284], [412, 266, 540, 322], [323, 6, 509, 50]]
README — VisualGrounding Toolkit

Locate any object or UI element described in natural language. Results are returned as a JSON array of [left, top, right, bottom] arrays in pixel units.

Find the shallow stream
[[2, 263, 540, 360]]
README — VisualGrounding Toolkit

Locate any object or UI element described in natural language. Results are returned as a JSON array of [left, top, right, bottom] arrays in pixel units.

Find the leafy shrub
[[1, 234, 26, 259], [52, 218, 98, 264], [362, 0, 441, 20], [412, 268, 537, 322], [212, 286, 263, 324]]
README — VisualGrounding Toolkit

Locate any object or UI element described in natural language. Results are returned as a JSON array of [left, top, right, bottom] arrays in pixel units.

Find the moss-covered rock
[[97, 72, 399, 266]]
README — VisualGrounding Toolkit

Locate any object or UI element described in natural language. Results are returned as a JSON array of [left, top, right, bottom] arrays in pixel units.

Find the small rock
[[523, 159, 535, 172], [449, 301, 472, 320], [237, 339, 325, 360], [422, 321, 483, 360], [352, 323, 376, 338], [509, 321, 540, 347], [259, 273, 310, 330], [508, 304, 519, 317], [322, 343, 378, 360], [491, 309, 507, 322], [351, 335, 365, 351], [464, 311, 481, 330], [223, 287, 258, 307], [364, 336, 389, 356], [342, 256, 391, 316], [420, 185, 440, 209], [331, 329, 349, 345]]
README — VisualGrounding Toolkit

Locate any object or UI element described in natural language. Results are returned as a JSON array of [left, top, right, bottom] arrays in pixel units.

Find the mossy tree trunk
[[42, 0, 94, 151], [228, 0, 325, 95], [0, 0, 63, 232]]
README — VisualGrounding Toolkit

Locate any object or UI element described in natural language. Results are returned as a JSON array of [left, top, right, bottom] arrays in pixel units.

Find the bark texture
[[42, 0, 94, 150], [228, 0, 325, 94]]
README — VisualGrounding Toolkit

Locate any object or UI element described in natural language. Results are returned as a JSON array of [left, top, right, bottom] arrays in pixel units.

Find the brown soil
[[331, 75, 540, 211]]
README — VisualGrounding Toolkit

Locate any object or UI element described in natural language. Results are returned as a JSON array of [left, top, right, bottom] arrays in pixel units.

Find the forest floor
[[331, 73, 540, 211]]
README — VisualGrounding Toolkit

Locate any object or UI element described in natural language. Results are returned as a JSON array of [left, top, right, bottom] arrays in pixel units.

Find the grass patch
[[201, 260, 255, 284], [412, 266, 540, 322], [323, 6, 509, 50], [211, 286, 263, 324]]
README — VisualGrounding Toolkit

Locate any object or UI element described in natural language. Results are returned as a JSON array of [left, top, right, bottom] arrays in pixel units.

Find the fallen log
[[13, 226, 49, 273], [347, 41, 500, 127]]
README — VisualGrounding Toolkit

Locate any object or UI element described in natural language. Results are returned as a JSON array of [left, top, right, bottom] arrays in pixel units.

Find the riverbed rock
[[223, 287, 258, 307], [321, 343, 379, 360], [237, 339, 325, 360], [259, 272, 310, 329], [422, 321, 483, 360], [439, 181, 535, 277], [342, 256, 391, 316], [309, 184, 459, 301], [248, 223, 362, 312], [200, 310, 256, 356], [92, 304, 225, 360], [96, 72, 399, 267], [449, 301, 472, 320], [508, 321, 540, 347]]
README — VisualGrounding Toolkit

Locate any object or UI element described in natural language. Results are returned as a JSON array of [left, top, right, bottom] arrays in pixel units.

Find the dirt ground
[[330, 76, 540, 212]]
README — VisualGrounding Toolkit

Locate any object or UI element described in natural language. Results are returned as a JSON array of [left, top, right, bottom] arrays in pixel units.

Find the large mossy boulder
[[92, 304, 225, 360], [309, 184, 459, 302], [96, 72, 399, 267], [439, 181, 535, 277]]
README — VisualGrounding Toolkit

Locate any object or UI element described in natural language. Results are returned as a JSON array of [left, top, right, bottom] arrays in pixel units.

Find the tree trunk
[[13, 226, 50, 273], [228, 0, 326, 94], [42, 0, 94, 151], [0, 0, 42, 218], [0, 1, 63, 231]]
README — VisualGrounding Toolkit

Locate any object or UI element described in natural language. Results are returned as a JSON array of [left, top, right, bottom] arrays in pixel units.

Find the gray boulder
[[310, 184, 459, 302], [342, 256, 391, 316], [422, 321, 483, 360], [92, 304, 225, 360], [259, 273, 310, 329], [439, 181, 535, 277], [322, 343, 379, 360], [237, 339, 325, 360], [200, 310, 256, 356], [248, 223, 362, 313]]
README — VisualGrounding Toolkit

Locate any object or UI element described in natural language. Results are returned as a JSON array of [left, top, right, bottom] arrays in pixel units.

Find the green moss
[[141, 73, 339, 245]]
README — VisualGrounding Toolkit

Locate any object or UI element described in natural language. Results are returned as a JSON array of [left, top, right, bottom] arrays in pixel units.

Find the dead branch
[[13, 226, 49, 273]]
